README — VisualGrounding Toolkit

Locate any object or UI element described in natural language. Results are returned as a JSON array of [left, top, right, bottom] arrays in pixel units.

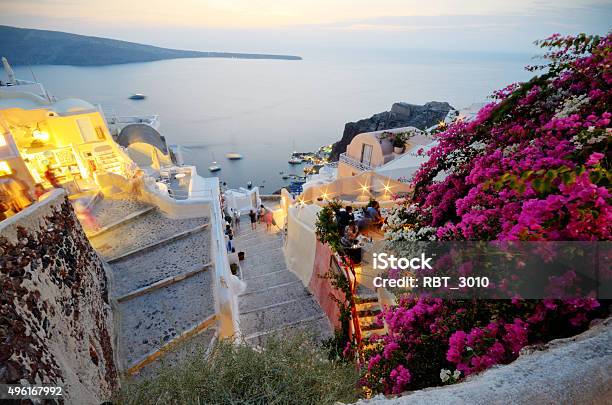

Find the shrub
[[362, 32, 610, 395], [117, 334, 360, 405]]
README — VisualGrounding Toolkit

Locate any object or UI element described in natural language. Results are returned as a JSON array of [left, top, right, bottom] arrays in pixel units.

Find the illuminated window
[[0, 134, 6, 147], [0, 161, 12, 176]]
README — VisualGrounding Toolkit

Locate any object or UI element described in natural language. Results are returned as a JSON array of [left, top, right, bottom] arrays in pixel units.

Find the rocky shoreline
[[330, 101, 455, 161]]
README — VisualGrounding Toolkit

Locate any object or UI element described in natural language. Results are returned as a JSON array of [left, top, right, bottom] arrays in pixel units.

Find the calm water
[[12, 50, 534, 192]]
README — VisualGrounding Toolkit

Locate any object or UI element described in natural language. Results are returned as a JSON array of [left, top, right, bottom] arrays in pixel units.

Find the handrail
[[207, 176, 242, 339], [339, 153, 373, 172], [335, 254, 363, 355]]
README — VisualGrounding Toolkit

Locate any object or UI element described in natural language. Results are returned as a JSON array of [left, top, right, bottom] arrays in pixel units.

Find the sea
[[12, 49, 535, 193]]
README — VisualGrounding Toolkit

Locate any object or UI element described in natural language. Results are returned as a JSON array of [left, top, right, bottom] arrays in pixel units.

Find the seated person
[[336, 206, 354, 235], [341, 221, 359, 248], [341, 221, 362, 263], [366, 200, 383, 227]]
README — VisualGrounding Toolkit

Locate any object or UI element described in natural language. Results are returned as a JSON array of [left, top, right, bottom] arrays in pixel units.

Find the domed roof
[[118, 123, 169, 155]]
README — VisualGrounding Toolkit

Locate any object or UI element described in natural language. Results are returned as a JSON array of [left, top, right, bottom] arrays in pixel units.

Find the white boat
[[209, 161, 221, 172], [288, 156, 302, 164], [129, 93, 146, 100], [226, 153, 243, 160]]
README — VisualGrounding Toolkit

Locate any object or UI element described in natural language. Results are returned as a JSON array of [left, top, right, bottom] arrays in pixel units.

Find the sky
[[1, 0, 611, 56]]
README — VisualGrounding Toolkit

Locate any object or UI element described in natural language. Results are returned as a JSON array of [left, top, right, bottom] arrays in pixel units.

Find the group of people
[[248, 204, 275, 231], [224, 208, 241, 253], [334, 200, 384, 262], [223, 204, 276, 253]]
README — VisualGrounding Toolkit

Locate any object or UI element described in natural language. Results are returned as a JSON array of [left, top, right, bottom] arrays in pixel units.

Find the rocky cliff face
[[0, 190, 118, 404], [330, 101, 454, 160]]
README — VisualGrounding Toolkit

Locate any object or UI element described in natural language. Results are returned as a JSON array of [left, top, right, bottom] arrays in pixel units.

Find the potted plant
[[392, 133, 406, 153]]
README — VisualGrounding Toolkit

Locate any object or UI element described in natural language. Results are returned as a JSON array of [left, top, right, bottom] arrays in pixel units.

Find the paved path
[[87, 197, 216, 376], [234, 217, 332, 346]]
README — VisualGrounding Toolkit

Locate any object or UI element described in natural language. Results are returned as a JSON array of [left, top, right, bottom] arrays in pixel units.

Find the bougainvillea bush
[[362, 33, 611, 395]]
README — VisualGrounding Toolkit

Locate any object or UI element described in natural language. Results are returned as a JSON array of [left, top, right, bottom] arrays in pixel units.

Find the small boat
[[247, 181, 252, 189], [129, 93, 146, 100], [209, 161, 221, 172], [282, 174, 290, 179], [226, 153, 243, 160], [288, 156, 302, 164]]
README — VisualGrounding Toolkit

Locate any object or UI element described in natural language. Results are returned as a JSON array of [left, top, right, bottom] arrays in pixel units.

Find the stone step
[[240, 260, 288, 278], [90, 209, 208, 260], [357, 307, 382, 318], [362, 328, 386, 340], [354, 294, 379, 304], [238, 247, 286, 268], [245, 315, 332, 347], [235, 237, 283, 252], [358, 314, 381, 328], [238, 296, 325, 337], [239, 281, 311, 314], [88, 206, 154, 238], [118, 270, 215, 367], [91, 196, 151, 229], [355, 301, 380, 312], [110, 228, 212, 297], [135, 327, 217, 380], [243, 270, 299, 293]]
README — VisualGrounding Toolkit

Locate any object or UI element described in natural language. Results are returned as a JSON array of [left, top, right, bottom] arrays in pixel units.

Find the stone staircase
[[234, 217, 332, 346], [354, 286, 385, 342], [87, 196, 217, 376]]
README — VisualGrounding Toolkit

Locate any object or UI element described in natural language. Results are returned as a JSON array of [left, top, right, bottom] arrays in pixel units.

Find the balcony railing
[[339, 153, 373, 172]]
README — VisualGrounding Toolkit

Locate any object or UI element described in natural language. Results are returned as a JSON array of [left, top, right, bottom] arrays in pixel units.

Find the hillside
[[0, 25, 302, 66]]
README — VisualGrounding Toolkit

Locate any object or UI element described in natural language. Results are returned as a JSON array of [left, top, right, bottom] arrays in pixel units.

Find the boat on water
[[226, 153, 243, 160], [209, 161, 221, 172], [129, 93, 146, 100], [288, 156, 302, 164]]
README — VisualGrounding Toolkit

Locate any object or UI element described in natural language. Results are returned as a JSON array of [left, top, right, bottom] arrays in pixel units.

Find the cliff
[[0, 25, 302, 66], [330, 101, 454, 160], [0, 190, 119, 404]]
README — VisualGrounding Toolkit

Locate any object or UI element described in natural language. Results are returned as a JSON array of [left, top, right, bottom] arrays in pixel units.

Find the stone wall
[[0, 189, 118, 404], [354, 317, 612, 405]]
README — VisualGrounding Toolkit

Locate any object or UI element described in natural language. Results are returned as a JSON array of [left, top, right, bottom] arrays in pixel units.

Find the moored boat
[[209, 161, 221, 172]]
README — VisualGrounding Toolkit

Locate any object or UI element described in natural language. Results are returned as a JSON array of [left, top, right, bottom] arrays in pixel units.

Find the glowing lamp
[[0, 161, 12, 176], [32, 129, 50, 141]]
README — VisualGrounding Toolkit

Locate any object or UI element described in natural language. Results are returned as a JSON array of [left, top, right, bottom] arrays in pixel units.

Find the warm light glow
[[0, 134, 6, 147], [32, 129, 50, 141], [0, 161, 12, 176]]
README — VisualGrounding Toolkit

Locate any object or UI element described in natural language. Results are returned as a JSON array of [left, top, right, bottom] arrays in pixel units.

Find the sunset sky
[[2, 0, 610, 55]]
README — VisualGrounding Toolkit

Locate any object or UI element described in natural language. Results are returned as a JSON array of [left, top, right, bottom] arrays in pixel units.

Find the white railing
[[339, 152, 373, 172], [206, 176, 243, 339], [100, 106, 160, 131]]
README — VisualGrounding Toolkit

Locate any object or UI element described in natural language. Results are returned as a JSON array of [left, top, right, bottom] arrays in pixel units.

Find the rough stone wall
[[330, 101, 454, 161], [0, 190, 118, 404]]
